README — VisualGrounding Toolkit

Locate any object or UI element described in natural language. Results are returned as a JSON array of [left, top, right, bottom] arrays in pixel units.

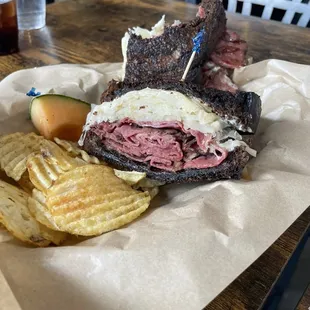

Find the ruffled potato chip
[[27, 141, 86, 192], [40, 139, 85, 172], [28, 189, 61, 231], [54, 137, 101, 164], [17, 172, 35, 194], [113, 170, 164, 199], [46, 165, 151, 236], [0, 180, 66, 246], [0, 133, 44, 181], [114, 170, 147, 186], [0, 133, 156, 244]]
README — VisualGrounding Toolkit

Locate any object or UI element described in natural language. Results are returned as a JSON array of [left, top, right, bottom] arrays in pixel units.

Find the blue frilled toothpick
[[181, 29, 205, 82], [26, 87, 41, 97]]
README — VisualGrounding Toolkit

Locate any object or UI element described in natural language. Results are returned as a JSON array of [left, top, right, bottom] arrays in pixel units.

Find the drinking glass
[[0, 0, 19, 55], [16, 0, 46, 30]]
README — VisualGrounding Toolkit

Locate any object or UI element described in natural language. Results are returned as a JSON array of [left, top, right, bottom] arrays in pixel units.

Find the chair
[[185, 0, 310, 27], [227, 0, 310, 27]]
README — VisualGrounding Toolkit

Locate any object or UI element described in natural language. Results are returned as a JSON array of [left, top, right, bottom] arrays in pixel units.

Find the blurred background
[[46, 0, 309, 28], [185, 0, 310, 27]]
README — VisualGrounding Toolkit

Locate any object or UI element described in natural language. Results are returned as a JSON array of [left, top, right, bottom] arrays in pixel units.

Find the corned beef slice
[[202, 30, 248, 92], [210, 30, 248, 69], [202, 61, 238, 93], [91, 119, 228, 172]]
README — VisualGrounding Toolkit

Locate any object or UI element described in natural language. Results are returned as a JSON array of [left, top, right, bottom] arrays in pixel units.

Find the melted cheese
[[80, 88, 229, 145]]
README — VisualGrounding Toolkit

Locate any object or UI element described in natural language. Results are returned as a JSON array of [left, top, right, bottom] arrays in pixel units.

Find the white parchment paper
[[0, 59, 309, 310]]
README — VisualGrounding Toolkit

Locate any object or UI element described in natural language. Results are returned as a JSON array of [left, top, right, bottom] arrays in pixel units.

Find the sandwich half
[[79, 81, 262, 184], [121, 0, 226, 83]]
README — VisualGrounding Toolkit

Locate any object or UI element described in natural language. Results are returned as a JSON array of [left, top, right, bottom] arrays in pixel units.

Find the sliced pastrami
[[210, 30, 248, 69], [91, 118, 228, 172], [202, 61, 238, 93]]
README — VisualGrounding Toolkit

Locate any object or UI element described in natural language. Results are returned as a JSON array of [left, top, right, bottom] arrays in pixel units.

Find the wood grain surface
[[297, 285, 310, 310], [0, 0, 309, 309]]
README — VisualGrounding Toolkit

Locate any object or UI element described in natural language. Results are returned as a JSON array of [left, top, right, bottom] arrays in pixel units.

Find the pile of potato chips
[[0, 132, 160, 247]]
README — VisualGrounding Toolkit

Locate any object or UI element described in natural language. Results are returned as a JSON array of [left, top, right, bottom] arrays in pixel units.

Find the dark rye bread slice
[[83, 131, 250, 184], [123, 0, 226, 84], [101, 80, 262, 134]]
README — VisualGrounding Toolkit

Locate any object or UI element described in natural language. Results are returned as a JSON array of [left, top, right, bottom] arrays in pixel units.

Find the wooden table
[[1, 0, 310, 309]]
